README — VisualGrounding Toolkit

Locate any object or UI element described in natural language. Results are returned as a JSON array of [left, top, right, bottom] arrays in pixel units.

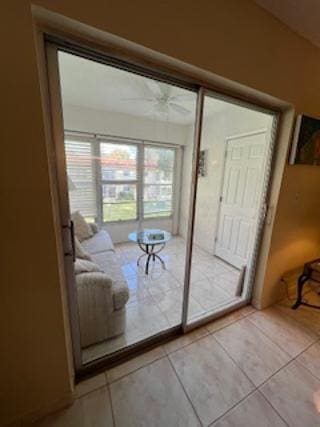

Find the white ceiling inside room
[[255, 0, 320, 48], [58, 52, 227, 126]]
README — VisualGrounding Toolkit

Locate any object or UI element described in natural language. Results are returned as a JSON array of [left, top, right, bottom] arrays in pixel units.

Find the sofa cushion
[[91, 251, 124, 281], [89, 223, 99, 234], [74, 236, 92, 261], [82, 229, 115, 255], [71, 211, 93, 242], [74, 258, 103, 275]]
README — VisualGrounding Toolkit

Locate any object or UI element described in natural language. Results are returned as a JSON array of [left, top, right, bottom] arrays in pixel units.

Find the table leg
[[145, 256, 152, 275], [145, 244, 151, 275], [137, 252, 147, 266], [136, 242, 168, 275], [154, 253, 165, 269], [292, 273, 310, 310]]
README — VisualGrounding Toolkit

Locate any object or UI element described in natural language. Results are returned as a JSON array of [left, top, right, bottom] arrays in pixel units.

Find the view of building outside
[[66, 139, 175, 222]]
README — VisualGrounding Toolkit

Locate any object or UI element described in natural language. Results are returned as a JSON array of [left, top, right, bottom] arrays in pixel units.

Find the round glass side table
[[128, 229, 171, 275]]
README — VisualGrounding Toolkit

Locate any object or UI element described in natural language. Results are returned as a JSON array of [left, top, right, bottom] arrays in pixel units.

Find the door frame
[[34, 9, 293, 377]]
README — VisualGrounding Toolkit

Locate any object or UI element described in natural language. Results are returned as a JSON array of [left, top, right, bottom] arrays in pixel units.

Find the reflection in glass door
[[184, 92, 276, 326]]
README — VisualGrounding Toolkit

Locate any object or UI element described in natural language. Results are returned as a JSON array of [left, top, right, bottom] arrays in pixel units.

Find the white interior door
[[215, 131, 267, 269]]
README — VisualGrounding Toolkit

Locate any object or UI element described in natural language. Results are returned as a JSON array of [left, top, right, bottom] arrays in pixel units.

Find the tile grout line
[[170, 331, 259, 426], [106, 352, 167, 384], [256, 358, 304, 425], [245, 316, 304, 360], [74, 382, 107, 401], [163, 330, 210, 356], [163, 306, 256, 357], [106, 383, 117, 427], [252, 389, 290, 427], [205, 308, 255, 335], [166, 354, 204, 427], [210, 334, 258, 390], [80, 307, 256, 398], [276, 301, 320, 337], [246, 312, 319, 360], [84, 305, 254, 378], [257, 341, 318, 391], [256, 341, 320, 420], [208, 334, 292, 426], [212, 322, 296, 390], [258, 303, 320, 337], [207, 388, 258, 426], [288, 337, 320, 383]]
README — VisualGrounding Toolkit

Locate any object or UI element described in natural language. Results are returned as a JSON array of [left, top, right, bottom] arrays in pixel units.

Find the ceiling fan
[[122, 79, 194, 116]]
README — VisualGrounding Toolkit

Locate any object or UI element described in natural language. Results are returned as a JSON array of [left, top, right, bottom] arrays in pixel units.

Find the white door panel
[[215, 132, 267, 269]]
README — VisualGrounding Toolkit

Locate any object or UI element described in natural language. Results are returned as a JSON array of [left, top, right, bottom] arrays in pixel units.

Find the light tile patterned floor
[[34, 291, 320, 426], [83, 236, 240, 362]]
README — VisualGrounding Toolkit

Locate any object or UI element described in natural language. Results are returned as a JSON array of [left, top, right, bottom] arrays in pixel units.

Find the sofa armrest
[[76, 271, 112, 289], [76, 272, 114, 347], [89, 222, 99, 234], [113, 280, 130, 310]]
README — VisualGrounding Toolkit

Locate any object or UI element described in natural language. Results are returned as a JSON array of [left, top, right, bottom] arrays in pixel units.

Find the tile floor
[[83, 236, 241, 362], [34, 290, 320, 427]]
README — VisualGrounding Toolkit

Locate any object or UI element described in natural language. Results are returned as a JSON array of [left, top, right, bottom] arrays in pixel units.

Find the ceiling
[[255, 0, 320, 48], [58, 52, 227, 126]]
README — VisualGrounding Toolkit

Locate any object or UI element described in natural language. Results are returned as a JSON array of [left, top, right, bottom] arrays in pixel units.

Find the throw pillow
[[74, 258, 103, 275], [71, 211, 93, 242], [74, 236, 92, 261]]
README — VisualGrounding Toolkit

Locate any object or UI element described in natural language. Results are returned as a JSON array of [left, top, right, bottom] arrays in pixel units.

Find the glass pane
[[65, 139, 97, 222], [58, 49, 198, 365], [101, 143, 137, 180], [144, 184, 172, 217], [186, 94, 275, 325], [144, 147, 174, 184], [103, 183, 137, 221]]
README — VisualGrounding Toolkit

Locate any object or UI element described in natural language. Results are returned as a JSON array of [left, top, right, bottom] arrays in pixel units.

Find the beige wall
[[2, 0, 320, 424]]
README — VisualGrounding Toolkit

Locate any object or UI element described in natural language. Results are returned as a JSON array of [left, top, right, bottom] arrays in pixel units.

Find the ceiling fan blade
[[143, 79, 163, 97], [158, 82, 172, 98], [121, 97, 155, 102], [154, 102, 169, 114], [169, 103, 191, 115], [169, 94, 195, 102], [143, 78, 173, 99]]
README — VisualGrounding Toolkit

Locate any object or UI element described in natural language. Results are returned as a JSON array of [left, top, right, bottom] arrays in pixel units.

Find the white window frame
[[99, 140, 139, 224], [142, 143, 176, 220], [65, 133, 180, 225]]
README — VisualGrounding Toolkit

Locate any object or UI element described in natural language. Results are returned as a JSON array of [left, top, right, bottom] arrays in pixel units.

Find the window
[[143, 146, 175, 218], [101, 143, 138, 222], [65, 137, 176, 223], [65, 139, 97, 222]]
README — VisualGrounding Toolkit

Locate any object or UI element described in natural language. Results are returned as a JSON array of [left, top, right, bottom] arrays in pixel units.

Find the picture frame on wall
[[290, 114, 320, 165]]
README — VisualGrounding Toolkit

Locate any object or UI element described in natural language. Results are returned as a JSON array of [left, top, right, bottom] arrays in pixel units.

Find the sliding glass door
[[47, 41, 277, 372], [50, 44, 198, 367], [183, 91, 277, 328]]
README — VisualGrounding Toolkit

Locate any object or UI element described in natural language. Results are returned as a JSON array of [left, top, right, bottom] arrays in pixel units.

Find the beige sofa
[[75, 226, 129, 348]]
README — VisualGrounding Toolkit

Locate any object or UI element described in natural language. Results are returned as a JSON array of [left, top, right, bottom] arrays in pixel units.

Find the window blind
[[65, 139, 97, 220]]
